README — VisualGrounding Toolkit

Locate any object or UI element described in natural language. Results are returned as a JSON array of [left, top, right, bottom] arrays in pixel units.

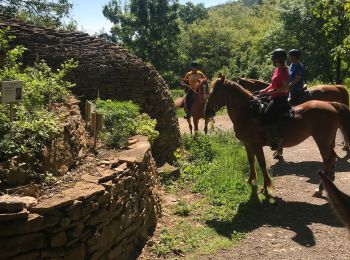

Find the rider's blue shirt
[[288, 62, 304, 90]]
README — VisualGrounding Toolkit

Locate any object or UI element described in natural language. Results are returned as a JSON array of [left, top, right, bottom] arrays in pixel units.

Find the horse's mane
[[211, 78, 254, 97]]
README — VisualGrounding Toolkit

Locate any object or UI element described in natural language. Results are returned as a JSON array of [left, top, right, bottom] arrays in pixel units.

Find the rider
[[288, 49, 304, 106], [181, 61, 207, 119], [259, 48, 290, 150]]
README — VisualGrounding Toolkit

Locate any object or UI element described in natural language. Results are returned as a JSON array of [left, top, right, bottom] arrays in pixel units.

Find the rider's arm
[[260, 84, 273, 94], [289, 75, 301, 87], [289, 63, 302, 87]]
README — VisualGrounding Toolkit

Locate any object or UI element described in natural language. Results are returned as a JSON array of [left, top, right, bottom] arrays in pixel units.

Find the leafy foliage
[[103, 0, 181, 86], [95, 99, 159, 148], [0, 28, 76, 183], [0, 0, 75, 29], [179, 2, 208, 25]]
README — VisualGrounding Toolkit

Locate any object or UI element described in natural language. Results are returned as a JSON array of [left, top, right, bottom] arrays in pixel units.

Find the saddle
[[249, 94, 294, 123]]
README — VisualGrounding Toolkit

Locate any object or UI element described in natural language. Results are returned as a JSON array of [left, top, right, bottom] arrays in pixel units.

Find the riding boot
[[265, 124, 283, 151]]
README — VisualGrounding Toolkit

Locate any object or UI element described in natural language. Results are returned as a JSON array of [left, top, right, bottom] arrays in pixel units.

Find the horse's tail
[[335, 85, 349, 107], [174, 96, 185, 108], [331, 102, 350, 144]]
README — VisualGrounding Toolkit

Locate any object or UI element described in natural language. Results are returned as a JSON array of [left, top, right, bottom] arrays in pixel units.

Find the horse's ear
[[220, 75, 226, 84], [217, 72, 223, 78]]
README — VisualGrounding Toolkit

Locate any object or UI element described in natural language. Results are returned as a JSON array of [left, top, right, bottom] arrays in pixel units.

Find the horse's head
[[195, 78, 210, 96], [204, 75, 227, 119], [319, 172, 350, 232]]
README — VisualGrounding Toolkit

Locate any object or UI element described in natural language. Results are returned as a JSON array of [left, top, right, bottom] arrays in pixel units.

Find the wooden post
[[85, 100, 92, 121], [91, 112, 97, 148]]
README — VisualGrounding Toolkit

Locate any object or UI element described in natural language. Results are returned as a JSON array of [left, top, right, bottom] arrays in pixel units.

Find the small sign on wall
[[1, 81, 23, 103]]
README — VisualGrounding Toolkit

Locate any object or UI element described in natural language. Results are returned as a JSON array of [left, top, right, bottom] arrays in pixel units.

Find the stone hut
[[0, 16, 181, 163]]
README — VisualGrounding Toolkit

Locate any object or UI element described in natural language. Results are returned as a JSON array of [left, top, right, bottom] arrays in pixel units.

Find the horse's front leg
[[193, 117, 199, 133], [255, 146, 272, 196], [187, 117, 193, 135], [245, 145, 257, 185]]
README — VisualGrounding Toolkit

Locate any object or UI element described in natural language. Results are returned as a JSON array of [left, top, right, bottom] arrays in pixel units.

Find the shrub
[[0, 28, 77, 183], [95, 99, 159, 148]]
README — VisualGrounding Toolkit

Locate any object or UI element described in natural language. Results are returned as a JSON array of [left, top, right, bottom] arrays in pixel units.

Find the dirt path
[[178, 116, 350, 260]]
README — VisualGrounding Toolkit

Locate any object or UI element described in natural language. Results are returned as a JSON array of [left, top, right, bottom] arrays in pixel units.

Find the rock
[[59, 217, 71, 227], [51, 231, 67, 247], [21, 196, 37, 209], [65, 244, 86, 259], [0, 232, 46, 258], [0, 209, 29, 222], [81, 174, 99, 184], [58, 165, 69, 175], [0, 195, 24, 213], [22, 184, 41, 198], [41, 247, 65, 257], [32, 182, 104, 214], [158, 163, 180, 181], [0, 213, 59, 236]]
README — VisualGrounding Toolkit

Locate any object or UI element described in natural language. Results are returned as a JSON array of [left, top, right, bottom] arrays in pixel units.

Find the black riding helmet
[[288, 49, 301, 58], [190, 61, 199, 68], [271, 48, 287, 61]]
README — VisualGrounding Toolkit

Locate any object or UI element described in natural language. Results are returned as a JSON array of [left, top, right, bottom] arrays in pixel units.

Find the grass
[[150, 131, 266, 259]]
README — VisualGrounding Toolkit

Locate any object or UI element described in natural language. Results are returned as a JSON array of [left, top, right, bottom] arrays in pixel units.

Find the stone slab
[[31, 182, 105, 214]]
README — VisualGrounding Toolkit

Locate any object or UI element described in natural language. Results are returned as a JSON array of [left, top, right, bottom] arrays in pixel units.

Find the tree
[[103, 0, 182, 86], [178, 2, 208, 24], [0, 0, 73, 28], [311, 0, 350, 83]]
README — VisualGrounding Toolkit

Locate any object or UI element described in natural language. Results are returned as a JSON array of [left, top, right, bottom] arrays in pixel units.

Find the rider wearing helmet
[[288, 49, 304, 106], [181, 61, 207, 119], [259, 48, 290, 150]]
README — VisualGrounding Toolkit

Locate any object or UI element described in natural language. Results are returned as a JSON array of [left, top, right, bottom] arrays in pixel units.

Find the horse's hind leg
[[340, 125, 350, 151], [273, 148, 284, 160], [314, 137, 337, 197], [204, 118, 208, 134]]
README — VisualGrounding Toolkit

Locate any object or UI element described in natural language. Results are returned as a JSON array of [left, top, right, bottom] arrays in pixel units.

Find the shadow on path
[[206, 187, 342, 247], [270, 152, 350, 185]]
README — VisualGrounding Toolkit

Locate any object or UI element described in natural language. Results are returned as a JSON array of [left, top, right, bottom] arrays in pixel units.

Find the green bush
[[95, 99, 159, 148], [0, 28, 77, 183]]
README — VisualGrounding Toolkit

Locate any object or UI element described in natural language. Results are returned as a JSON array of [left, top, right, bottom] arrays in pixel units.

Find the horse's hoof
[[273, 154, 284, 160], [312, 189, 323, 198]]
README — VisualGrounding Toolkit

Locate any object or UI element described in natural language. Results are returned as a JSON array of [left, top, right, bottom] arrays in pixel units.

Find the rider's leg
[[263, 98, 284, 150]]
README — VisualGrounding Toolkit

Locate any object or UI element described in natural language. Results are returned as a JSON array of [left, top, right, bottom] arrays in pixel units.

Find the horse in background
[[175, 78, 211, 134], [204, 76, 350, 197], [235, 77, 350, 156], [320, 172, 350, 231]]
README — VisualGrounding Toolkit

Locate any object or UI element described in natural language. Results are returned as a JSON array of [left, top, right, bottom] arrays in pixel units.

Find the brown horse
[[320, 172, 350, 231], [204, 76, 350, 197], [175, 78, 210, 134], [236, 77, 350, 154]]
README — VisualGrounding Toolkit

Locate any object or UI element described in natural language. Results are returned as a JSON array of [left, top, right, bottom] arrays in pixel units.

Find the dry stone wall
[[0, 136, 161, 259], [0, 16, 181, 163]]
